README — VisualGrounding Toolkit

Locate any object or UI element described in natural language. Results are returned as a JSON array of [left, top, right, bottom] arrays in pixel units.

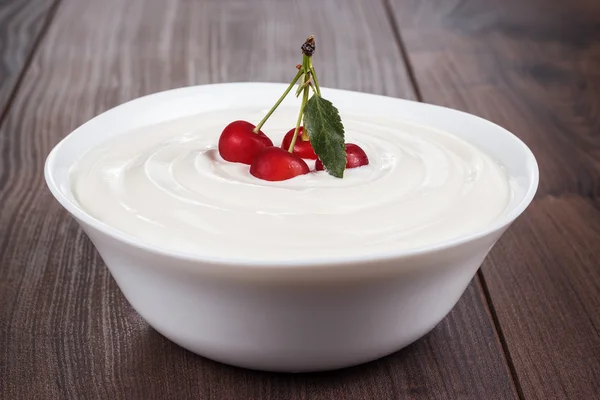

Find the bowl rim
[[44, 82, 539, 269]]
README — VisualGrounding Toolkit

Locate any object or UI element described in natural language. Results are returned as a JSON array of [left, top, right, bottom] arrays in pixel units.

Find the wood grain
[[388, 0, 600, 398], [389, 0, 600, 198], [485, 196, 600, 399], [0, 0, 57, 115], [0, 0, 517, 398]]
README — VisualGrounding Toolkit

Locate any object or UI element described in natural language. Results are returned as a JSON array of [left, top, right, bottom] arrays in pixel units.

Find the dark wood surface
[[0, 0, 57, 116], [0, 0, 598, 398], [388, 1, 600, 398]]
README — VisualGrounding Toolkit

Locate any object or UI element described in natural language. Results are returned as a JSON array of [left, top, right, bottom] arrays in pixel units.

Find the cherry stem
[[308, 57, 321, 96], [297, 54, 313, 141], [256, 37, 320, 147], [288, 85, 310, 153], [253, 69, 303, 133]]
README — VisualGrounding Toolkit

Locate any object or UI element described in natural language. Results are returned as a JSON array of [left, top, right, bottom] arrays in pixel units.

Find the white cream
[[70, 108, 512, 261]]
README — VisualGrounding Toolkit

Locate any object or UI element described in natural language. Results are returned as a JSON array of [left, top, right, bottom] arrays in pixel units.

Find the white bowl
[[45, 83, 538, 372]]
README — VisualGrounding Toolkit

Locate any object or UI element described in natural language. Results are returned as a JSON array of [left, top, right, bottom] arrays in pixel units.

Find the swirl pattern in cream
[[71, 108, 512, 260]]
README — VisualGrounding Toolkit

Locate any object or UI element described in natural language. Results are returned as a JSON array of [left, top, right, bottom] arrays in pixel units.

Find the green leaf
[[304, 95, 346, 178]]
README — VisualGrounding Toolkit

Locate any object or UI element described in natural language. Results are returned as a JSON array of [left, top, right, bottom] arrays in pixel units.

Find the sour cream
[[70, 108, 512, 260]]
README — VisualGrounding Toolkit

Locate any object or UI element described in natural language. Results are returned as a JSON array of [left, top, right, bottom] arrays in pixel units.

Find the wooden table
[[1, 0, 599, 398]]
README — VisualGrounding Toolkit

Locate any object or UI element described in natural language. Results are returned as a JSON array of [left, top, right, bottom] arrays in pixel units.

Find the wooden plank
[[0, 0, 516, 398], [387, 0, 600, 398], [0, 0, 57, 115], [388, 0, 600, 197], [485, 196, 600, 398]]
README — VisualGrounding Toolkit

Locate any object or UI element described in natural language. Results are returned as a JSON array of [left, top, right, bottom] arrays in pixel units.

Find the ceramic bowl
[[45, 83, 538, 372]]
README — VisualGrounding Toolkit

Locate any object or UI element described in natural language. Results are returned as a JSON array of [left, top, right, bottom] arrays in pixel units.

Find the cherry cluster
[[218, 121, 368, 181]]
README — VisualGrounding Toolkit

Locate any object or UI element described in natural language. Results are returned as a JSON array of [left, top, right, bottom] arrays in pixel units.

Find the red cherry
[[250, 147, 310, 181], [280, 127, 317, 159], [218, 120, 273, 165], [315, 143, 369, 171]]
